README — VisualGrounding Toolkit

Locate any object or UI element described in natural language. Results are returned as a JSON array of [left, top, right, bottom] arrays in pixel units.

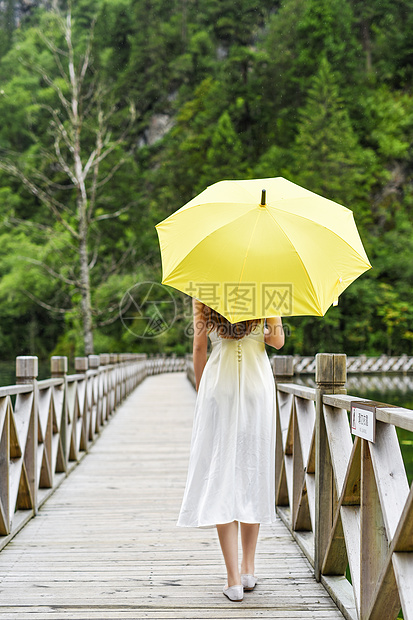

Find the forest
[[0, 0, 412, 361]]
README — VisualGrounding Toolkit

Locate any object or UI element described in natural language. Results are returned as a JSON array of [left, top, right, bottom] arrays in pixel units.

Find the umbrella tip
[[260, 189, 266, 207]]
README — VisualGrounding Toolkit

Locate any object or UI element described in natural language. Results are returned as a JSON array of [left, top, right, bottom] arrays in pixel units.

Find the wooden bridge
[[0, 353, 411, 619]]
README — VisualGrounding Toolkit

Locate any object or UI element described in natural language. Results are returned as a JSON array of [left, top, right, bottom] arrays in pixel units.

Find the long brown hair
[[203, 305, 260, 340]]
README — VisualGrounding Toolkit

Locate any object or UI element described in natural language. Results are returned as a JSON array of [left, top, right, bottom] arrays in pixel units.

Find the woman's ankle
[[241, 563, 254, 575], [227, 571, 241, 587]]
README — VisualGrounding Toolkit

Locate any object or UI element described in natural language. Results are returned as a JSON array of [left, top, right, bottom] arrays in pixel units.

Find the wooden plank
[[314, 354, 347, 583], [323, 405, 353, 496], [341, 438, 361, 506], [38, 379, 64, 389], [392, 553, 413, 620], [0, 610, 346, 620], [317, 437, 360, 578], [322, 395, 413, 432], [277, 390, 293, 450], [360, 440, 398, 619], [362, 546, 400, 620], [66, 374, 87, 382], [322, 508, 346, 577], [306, 473, 316, 531], [0, 373, 344, 619], [341, 507, 361, 611], [295, 397, 315, 467], [284, 453, 294, 510], [0, 385, 33, 398], [292, 408, 306, 529], [276, 384, 316, 401], [375, 406, 413, 433], [322, 395, 362, 412], [369, 421, 409, 540], [321, 576, 357, 620], [394, 482, 413, 552]]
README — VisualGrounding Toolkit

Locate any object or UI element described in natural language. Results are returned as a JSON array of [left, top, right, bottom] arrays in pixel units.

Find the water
[[297, 373, 413, 485]]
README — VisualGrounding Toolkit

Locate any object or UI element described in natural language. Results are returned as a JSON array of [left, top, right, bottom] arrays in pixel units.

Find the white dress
[[177, 321, 276, 528]]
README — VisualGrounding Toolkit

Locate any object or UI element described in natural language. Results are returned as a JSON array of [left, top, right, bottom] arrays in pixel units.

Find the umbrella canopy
[[155, 177, 372, 323]]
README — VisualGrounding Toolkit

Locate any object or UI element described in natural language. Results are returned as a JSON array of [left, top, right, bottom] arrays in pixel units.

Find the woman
[[177, 299, 284, 601]]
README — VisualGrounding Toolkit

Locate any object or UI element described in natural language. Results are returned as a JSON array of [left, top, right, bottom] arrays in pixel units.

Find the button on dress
[[177, 321, 276, 528]]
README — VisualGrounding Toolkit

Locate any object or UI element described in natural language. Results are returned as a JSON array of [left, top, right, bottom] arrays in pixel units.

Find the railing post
[[186, 354, 195, 389], [272, 355, 294, 384], [109, 354, 119, 409], [88, 355, 100, 433], [16, 356, 38, 515], [75, 357, 89, 373], [74, 357, 89, 452], [88, 355, 100, 370], [50, 356, 68, 473], [50, 356, 68, 378], [99, 354, 110, 422], [314, 353, 347, 581]]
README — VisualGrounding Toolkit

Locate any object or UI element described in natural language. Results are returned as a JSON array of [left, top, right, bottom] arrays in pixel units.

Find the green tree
[[0, 7, 136, 355], [291, 57, 374, 224], [349, 0, 413, 87], [201, 110, 245, 186], [0, 0, 412, 359], [256, 0, 362, 147], [376, 283, 413, 355], [0, 0, 15, 57]]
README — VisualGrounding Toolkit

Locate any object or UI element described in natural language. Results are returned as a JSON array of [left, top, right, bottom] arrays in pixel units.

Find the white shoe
[[223, 584, 244, 601], [241, 574, 257, 591]]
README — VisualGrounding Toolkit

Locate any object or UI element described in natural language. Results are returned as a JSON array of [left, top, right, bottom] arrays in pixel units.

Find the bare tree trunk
[[0, 7, 136, 356], [67, 10, 94, 355], [361, 20, 372, 74], [79, 227, 94, 355]]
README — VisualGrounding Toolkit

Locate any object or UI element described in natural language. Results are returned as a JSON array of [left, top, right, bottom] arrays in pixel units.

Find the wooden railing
[[2, 349, 412, 618], [186, 353, 413, 620], [146, 355, 186, 375], [273, 354, 413, 620], [0, 352, 147, 550], [292, 354, 413, 374]]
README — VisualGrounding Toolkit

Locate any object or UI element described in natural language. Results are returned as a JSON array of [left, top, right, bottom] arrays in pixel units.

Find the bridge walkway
[[0, 373, 344, 619]]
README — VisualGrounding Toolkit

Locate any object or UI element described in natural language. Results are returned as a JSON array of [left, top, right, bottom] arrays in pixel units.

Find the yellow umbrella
[[155, 177, 371, 323]]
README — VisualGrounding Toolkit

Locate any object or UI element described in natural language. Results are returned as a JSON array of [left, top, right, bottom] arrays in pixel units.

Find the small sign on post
[[350, 401, 377, 443]]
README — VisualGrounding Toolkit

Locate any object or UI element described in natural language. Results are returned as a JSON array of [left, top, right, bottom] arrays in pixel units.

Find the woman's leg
[[216, 521, 241, 586], [240, 523, 260, 575]]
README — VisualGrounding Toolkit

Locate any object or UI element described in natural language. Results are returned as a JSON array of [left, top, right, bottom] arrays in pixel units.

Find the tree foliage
[[0, 0, 412, 359]]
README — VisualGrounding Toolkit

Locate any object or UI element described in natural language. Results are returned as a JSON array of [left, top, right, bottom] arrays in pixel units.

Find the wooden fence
[[146, 355, 186, 375], [293, 354, 413, 374], [2, 349, 412, 619], [296, 371, 413, 395], [274, 354, 412, 620], [0, 352, 147, 550], [186, 353, 413, 620]]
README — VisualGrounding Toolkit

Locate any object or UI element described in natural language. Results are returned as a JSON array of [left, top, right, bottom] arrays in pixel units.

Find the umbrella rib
[[268, 194, 352, 215], [233, 208, 262, 310], [226, 180, 259, 203], [157, 202, 253, 282], [267, 200, 370, 264], [265, 209, 325, 316], [157, 198, 256, 223]]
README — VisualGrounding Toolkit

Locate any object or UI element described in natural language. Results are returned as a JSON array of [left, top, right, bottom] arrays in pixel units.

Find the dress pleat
[[177, 322, 276, 528]]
